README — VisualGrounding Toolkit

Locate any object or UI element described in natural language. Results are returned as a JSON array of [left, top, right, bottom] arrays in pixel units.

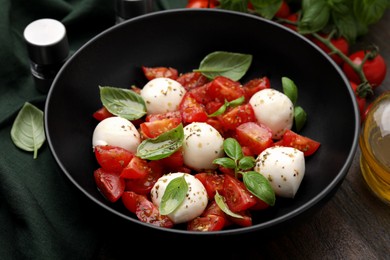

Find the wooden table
[[260, 10, 390, 259]]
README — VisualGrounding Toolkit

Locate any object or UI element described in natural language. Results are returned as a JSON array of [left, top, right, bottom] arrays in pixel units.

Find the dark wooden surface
[[261, 10, 390, 259]]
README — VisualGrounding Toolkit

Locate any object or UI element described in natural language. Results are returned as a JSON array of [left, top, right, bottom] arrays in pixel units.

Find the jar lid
[[23, 18, 69, 65]]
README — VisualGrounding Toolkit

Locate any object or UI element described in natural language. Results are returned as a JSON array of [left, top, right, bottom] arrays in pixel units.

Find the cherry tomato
[[274, 0, 291, 19], [176, 71, 209, 91], [218, 104, 256, 131], [142, 66, 178, 80], [342, 50, 387, 89], [281, 129, 321, 156], [125, 160, 163, 195], [93, 106, 113, 121], [122, 191, 174, 228], [94, 145, 134, 173], [242, 76, 271, 102], [187, 215, 225, 231], [207, 76, 245, 102], [282, 12, 299, 31], [145, 111, 181, 122], [227, 210, 252, 227], [179, 92, 208, 124], [186, 0, 218, 8], [120, 156, 150, 180], [194, 172, 225, 199], [94, 168, 125, 203], [140, 118, 181, 138], [349, 81, 367, 120], [235, 121, 274, 155], [312, 34, 349, 66], [158, 149, 185, 172]]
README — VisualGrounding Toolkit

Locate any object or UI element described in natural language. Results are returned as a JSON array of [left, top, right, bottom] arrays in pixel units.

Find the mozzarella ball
[[182, 122, 225, 171], [92, 116, 140, 153], [140, 77, 186, 115], [249, 88, 294, 139], [151, 172, 208, 224], [254, 146, 305, 198]]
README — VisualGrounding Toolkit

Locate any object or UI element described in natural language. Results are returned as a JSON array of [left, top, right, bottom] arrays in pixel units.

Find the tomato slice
[[142, 66, 178, 80], [176, 71, 209, 91], [94, 168, 125, 203], [187, 82, 214, 105], [94, 145, 134, 173], [125, 160, 164, 195], [218, 104, 256, 131], [207, 76, 245, 102], [227, 210, 252, 227], [120, 156, 150, 179], [242, 76, 270, 102], [158, 149, 185, 171], [140, 118, 181, 138], [236, 122, 274, 155], [179, 92, 208, 124], [281, 129, 321, 156], [187, 215, 225, 231], [145, 111, 181, 122], [122, 191, 174, 228], [194, 172, 225, 199], [93, 106, 114, 121], [220, 174, 257, 213]]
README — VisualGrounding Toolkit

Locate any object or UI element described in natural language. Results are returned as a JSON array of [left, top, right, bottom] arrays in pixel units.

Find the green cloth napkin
[[0, 0, 186, 259]]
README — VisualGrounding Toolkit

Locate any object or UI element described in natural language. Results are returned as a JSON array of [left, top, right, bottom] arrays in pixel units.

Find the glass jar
[[359, 91, 390, 205]]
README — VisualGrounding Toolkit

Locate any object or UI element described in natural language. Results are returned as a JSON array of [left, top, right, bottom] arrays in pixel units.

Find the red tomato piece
[[140, 117, 181, 138], [120, 156, 150, 180], [125, 160, 164, 195], [176, 71, 209, 91], [349, 81, 367, 120], [122, 191, 174, 228], [220, 174, 257, 213], [94, 145, 134, 173], [274, 0, 291, 18], [187, 215, 225, 231], [94, 168, 125, 203], [207, 76, 245, 102], [187, 82, 214, 104], [227, 210, 253, 227], [218, 104, 256, 131], [145, 111, 181, 122], [93, 106, 114, 121], [194, 172, 225, 199], [250, 197, 270, 211], [179, 92, 208, 124], [142, 66, 178, 80], [242, 76, 271, 102], [281, 129, 321, 156], [342, 50, 387, 89], [236, 122, 274, 155], [186, 0, 218, 8], [282, 12, 299, 31]]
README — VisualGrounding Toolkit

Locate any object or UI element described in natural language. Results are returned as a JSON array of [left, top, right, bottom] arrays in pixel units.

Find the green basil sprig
[[99, 86, 146, 120], [195, 51, 253, 81], [136, 123, 184, 160], [213, 138, 276, 206], [11, 102, 45, 159], [159, 174, 188, 215], [208, 96, 245, 117], [282, 77, 307, 132]]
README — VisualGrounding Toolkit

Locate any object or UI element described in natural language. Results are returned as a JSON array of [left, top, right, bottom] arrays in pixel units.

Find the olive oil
[[359, 91, 390, 205]]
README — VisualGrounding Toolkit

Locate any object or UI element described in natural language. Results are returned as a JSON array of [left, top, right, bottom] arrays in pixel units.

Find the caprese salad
[[91, 51, 321, 231]]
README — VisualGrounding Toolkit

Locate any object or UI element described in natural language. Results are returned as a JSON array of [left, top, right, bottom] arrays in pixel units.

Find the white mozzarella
[[150, 172, 208, 224], [140, 77, 186, 115], [249, 88, 294, 139], [92, 116, 141, 153], [254, 146, 305, 198], [182, 122, 225, 171]]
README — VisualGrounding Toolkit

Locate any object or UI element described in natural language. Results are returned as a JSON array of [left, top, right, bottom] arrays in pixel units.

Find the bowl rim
[[45, 8, 361, 236]]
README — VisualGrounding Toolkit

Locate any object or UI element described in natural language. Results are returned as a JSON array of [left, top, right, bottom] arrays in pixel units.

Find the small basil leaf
[[160, 174, 188, 215], [208, 100, 228, 117], [136, 124, 184, 160], [228, 96, 245, 107], [243, 171, 275, 206], [195, 51, 252, 81], [250, 0, 283, 19], [99, 86, 146, 120], [223, 137, 243, 161], [11, 102, 45, 159], [213, 157, 236, 169], [294, 106, 307, 132], [282, 77, 298, 105], [215, 191, 244, 219], [238, 156, 256, 170]]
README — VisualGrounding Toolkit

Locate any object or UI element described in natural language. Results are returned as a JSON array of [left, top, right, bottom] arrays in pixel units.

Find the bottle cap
[[115, 0, 152, 21], [23, 18, 69, 65]]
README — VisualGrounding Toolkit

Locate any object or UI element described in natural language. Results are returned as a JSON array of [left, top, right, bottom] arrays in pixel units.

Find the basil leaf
[[219, 0, 249, 12], [282, 77, 298, 105], [228, 96, 245, 107], [251, 0, 283, 19], [195, 51, 252, 81], [243, 171, 275, 206], [136, 124, 184, 160], [159, 174, 188, 215], [299, 0, 330, 34], [294, 105, 307, 132], [223, 137, 243, 161], [238, 156, 256, 170], [353, 0, 389, 25], [215, 191, 244, 219], [208, 100, 228, 117], [99, 86, 146, 120], [213, 157, 236, 169], [11, 102, 45, 159]]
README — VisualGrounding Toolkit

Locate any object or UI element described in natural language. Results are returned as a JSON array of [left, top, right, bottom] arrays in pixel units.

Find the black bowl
[[45, 8, 359, 237]]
